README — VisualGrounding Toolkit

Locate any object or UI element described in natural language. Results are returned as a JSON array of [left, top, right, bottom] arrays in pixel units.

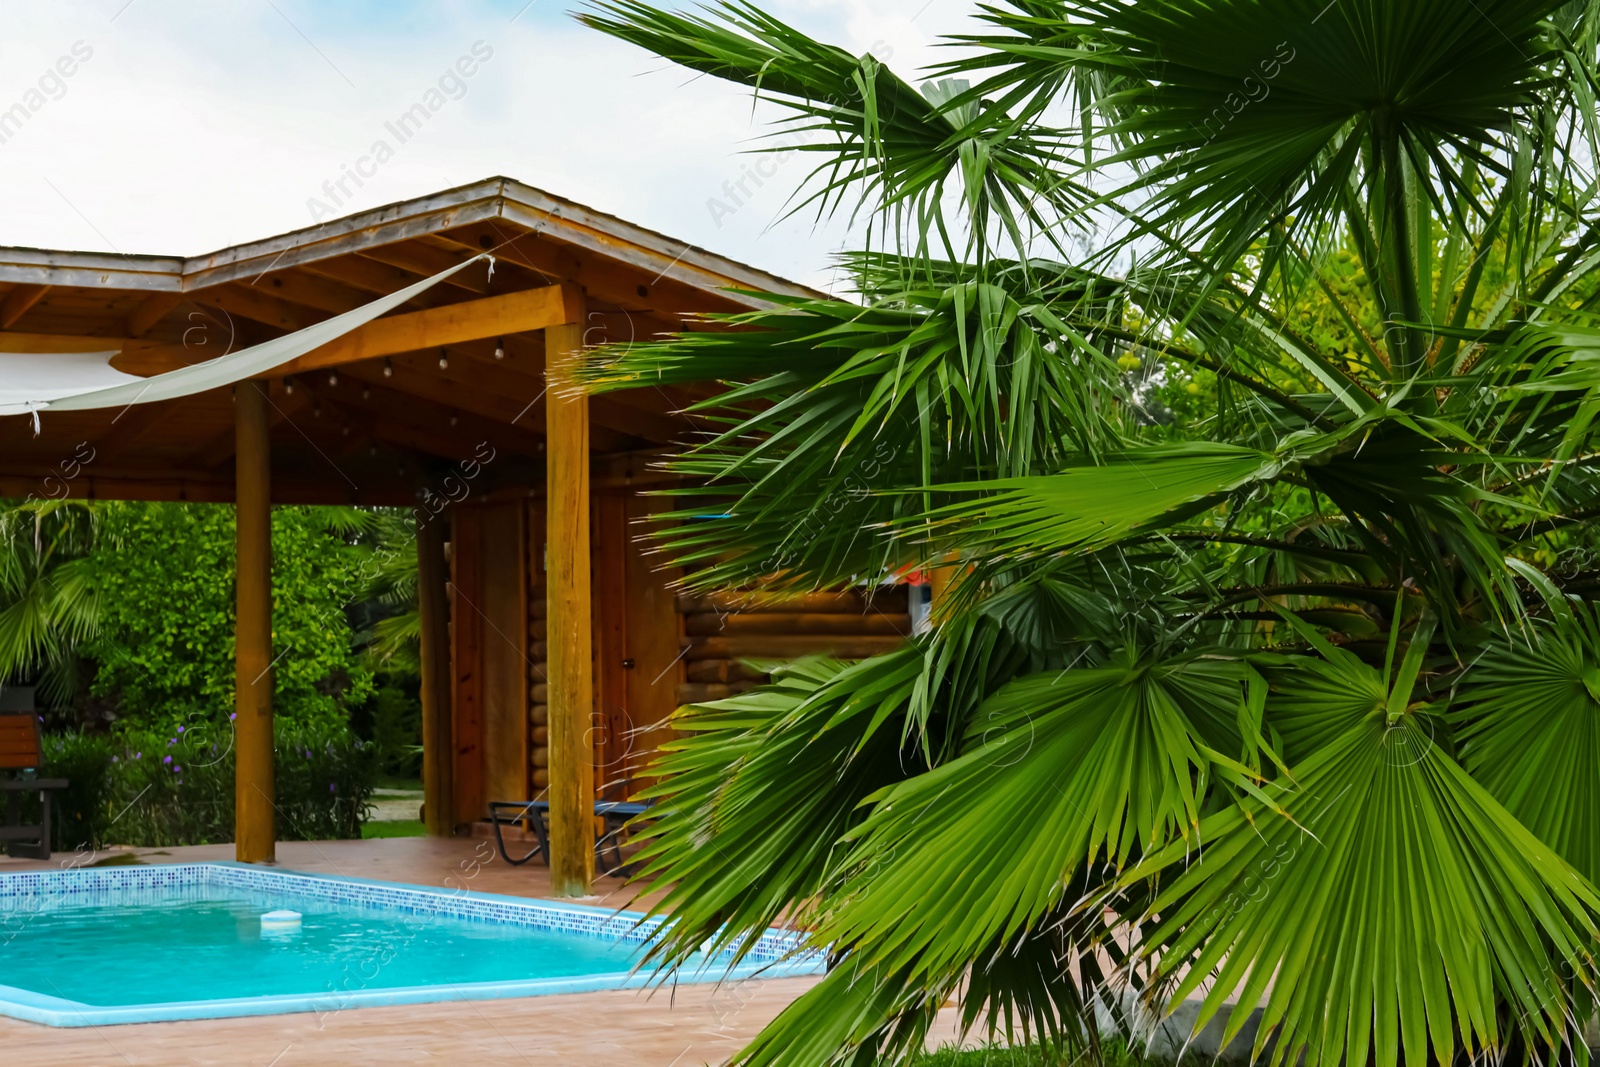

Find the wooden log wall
[[527, 498, 551, 793], [676, 588, 911, 704], [448, 500, 529, 827]]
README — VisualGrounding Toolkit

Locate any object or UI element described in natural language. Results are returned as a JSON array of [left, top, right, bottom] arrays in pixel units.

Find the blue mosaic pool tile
[[0, 862, 826, 970]]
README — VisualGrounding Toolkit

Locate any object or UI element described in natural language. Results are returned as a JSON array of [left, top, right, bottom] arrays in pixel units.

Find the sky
[[0, 0, 972, 293]]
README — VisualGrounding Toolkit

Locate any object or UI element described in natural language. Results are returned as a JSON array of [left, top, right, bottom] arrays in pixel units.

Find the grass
[[361, 819, 426, 839], [913, 1039, 1182, 1067], [916, 1048, 1069, 1066]]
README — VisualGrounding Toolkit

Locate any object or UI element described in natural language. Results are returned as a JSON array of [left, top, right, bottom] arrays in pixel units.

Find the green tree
[[577, 2, 1600, 1065], [88, 502, 376, 729]]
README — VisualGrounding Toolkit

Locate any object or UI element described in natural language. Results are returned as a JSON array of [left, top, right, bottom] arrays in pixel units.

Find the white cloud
[[0, 0, 975, 292]]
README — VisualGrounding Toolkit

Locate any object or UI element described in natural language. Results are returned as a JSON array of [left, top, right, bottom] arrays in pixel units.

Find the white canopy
[[0, 254, 487, 420]]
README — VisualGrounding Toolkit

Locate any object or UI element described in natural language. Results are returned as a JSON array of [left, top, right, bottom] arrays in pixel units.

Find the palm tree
[[577, 1, 1600, 1064], [0, 499, 100, 709]]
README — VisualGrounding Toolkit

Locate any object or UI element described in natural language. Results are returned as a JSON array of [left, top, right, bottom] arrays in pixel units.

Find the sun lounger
[[487, 795, 652, 877]]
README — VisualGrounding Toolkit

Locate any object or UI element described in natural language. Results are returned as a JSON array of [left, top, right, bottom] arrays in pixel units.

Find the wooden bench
[[0, 714, 67, 860]]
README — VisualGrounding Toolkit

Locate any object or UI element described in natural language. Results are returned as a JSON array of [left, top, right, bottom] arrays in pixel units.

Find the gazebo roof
[[0, 177, 814, 505]]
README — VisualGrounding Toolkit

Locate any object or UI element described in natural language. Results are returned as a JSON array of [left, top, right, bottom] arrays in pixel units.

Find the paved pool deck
[[0, 836, 967, 1066]]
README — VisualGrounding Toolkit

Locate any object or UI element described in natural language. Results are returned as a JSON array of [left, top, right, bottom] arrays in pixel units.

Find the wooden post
[[928, 558, 959, 622], [545, 314, 594, 897], [417, 513, 454, 837], [234, 380, 275, 864]]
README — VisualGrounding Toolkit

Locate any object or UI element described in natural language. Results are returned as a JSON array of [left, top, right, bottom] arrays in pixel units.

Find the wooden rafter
[[0, 285, 49, 328], [359, 243, 489, 295], [124, 293, 185, 337], [303, 375, 547, 460]]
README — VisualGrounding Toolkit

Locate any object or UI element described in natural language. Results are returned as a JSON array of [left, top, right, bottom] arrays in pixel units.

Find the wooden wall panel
[[527, 498, 549, 792], [449, 506, 483, 827], [593, 493, 632, 799], [624, 494, 683, 792], [478, 501, 528, 809]]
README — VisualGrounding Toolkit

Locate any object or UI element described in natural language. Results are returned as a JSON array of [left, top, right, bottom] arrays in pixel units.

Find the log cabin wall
[[449, 505, 483, 828], [449, 499, 530, 828], [458, 490, 686, 815], [453, 495, 912, 821], [676, 588, 912, 705], [526, 497, 549, 795]]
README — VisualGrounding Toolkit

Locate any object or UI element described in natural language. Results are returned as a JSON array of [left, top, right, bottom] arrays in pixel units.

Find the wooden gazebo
[[0, 177, 910, 894]]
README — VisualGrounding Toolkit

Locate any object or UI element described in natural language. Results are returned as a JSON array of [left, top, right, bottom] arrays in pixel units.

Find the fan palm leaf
[[1452, 604, 1600, 886], [579, 0, 1600, 1063]]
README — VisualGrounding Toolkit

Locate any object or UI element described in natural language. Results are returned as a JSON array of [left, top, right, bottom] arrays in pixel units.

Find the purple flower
[[229, 713, 237, 722], [111, 756, 119, 763], [328, 783, 336, 793], [167, 738, 175, 746], [173, 765, 182, 773], [134, 752, 141, 760], [163, 755, 172, 765], [177, 726, 185, 734]]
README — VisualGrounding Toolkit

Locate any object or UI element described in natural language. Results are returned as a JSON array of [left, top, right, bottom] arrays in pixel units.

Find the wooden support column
[[417, 513, 454, 837], [234, 380, 275, 863], [928, 559, 958, 623], [545, 311, 594, 897]]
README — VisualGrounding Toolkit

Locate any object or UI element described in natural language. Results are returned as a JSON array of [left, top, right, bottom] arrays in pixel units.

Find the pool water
[[1, 884, 650, 1007], [0, 864, 826, 1026]]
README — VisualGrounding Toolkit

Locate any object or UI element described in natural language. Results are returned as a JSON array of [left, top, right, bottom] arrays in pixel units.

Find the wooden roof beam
[[125, 293, 185, 337], [302, 375, 550, 460], [0, 285, 50, 328], [358, 243, 490, 295], [109, 282, 584, 377], [252, 269, 373, 316], [300, 256, 451, 304], [0, 332, 126, 353], [434, 223, 738, 322], [199, 283, 324, 333]]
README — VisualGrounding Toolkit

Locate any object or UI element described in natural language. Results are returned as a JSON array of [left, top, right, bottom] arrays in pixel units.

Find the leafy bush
[[33, 719, 377, 851], [351, 679, 422, 781], [34, 729, 113, 854], [87, 502, 376, 730]]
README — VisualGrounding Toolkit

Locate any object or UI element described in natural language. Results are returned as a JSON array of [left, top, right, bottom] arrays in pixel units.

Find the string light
[[284, 379, 295, 395], [382, 359, 393, 378], [328, 371, 339, 386], [494, 338, 505, 360], [438, 349, 449, 370]]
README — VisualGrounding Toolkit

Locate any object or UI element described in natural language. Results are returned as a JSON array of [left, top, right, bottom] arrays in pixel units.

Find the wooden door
[[591, 491, 682, 800]]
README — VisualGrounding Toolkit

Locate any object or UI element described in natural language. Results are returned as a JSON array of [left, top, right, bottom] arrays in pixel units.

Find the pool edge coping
[[0, 861, 827, 1027]]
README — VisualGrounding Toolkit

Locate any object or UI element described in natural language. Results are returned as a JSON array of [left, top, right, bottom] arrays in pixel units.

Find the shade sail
[[0, 254, 487, 419]]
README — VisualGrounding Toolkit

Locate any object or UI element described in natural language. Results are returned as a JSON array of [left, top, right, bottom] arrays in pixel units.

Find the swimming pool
[[0, 863, 825, 1027]]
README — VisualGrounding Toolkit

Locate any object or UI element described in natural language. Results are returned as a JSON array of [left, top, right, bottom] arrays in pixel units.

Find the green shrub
[[87, 501, 376, 731], [352, 679, 422, 781], [35, 730, 114, 854], [33, 719, 377, 850]]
